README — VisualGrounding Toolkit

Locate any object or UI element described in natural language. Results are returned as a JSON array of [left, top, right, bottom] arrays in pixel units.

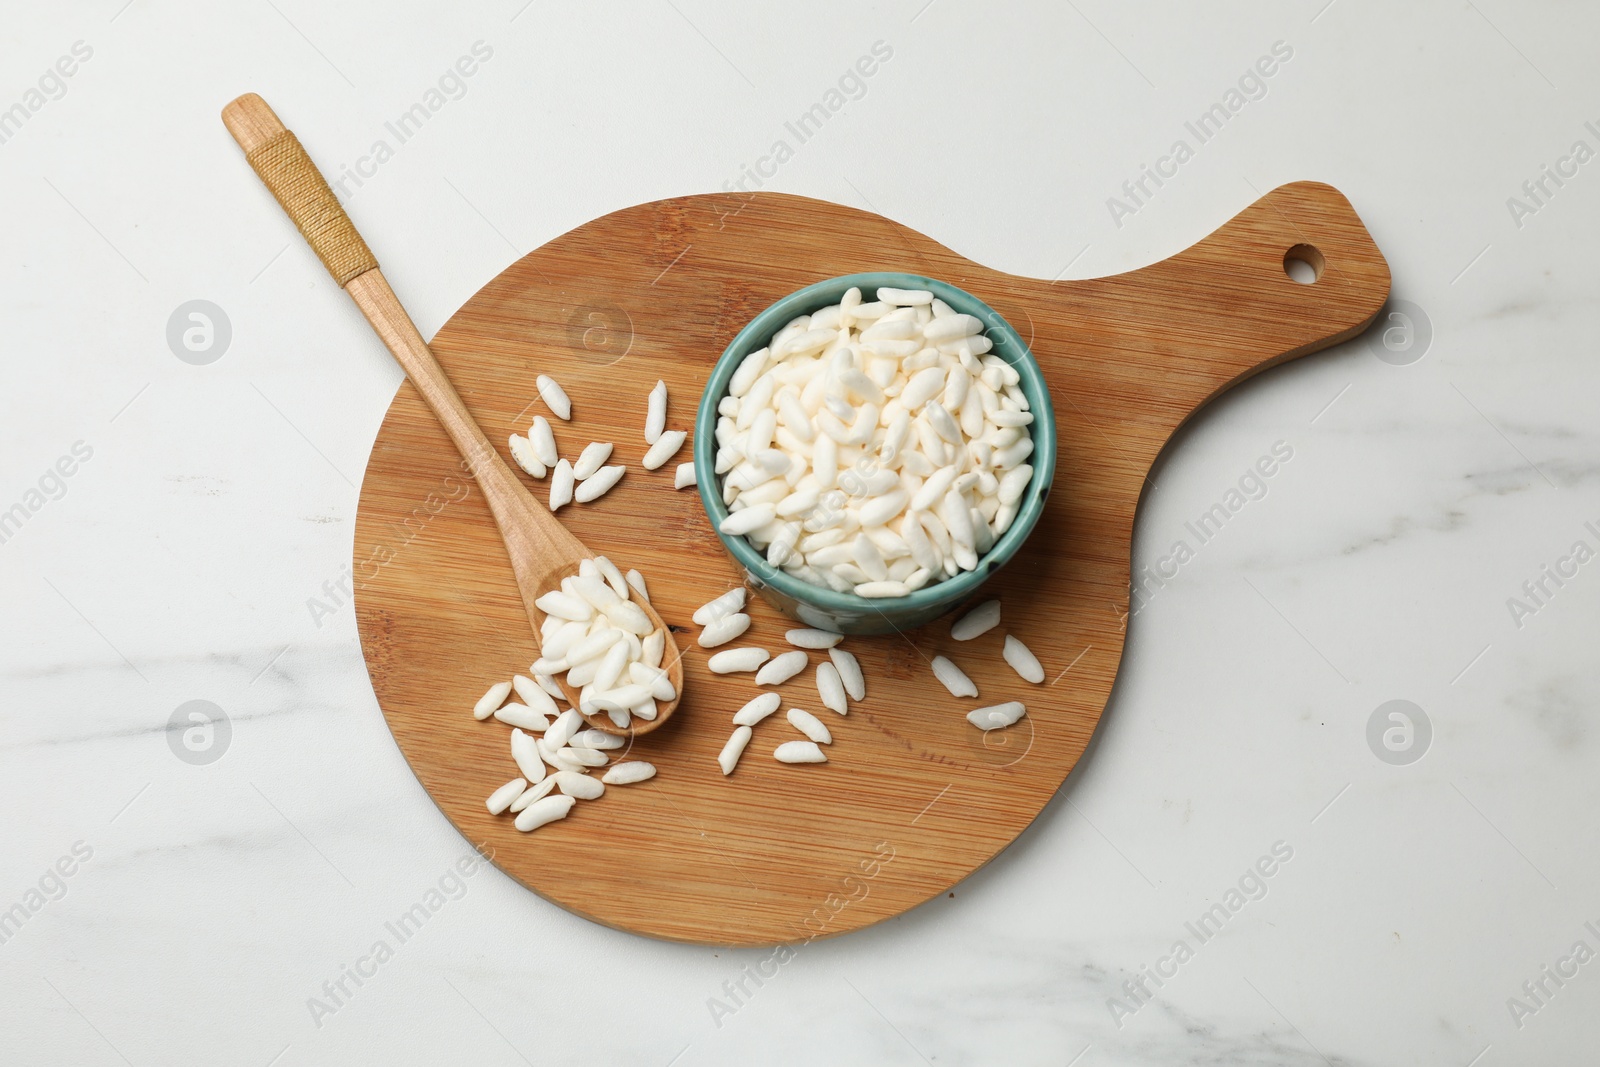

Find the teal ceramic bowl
[[694, 272, 1056, 635]]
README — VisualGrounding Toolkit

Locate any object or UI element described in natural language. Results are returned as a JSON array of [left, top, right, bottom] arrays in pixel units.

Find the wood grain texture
[[353, 183, 1388, 945]]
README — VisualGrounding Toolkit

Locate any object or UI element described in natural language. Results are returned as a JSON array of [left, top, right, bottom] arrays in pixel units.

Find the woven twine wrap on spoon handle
[[223, 93, 376, 288], [245, 128, 378, 286]]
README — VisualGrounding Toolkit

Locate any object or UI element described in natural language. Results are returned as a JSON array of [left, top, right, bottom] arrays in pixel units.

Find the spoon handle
[[220, 93, 507, 486], [221, 93, 683, 736], [220, 92, 585, 618]]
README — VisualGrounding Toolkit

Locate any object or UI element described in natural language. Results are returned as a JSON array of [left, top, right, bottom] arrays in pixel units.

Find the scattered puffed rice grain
[[645, 380, 668, 444], [774, 740, 827, 764], [816, 662, 848, 714], [571, 728, 625, 750], [1003, 634, 1045, 684], [515, 794, 575, 831], [699, 612, 751, 648], [931, 655, 978, 697], [785, 628, 843, 649], [733, 692, 781, 726], [540, 737, 586, 773], [967, 700, 1026, 731], [545, 708, 583, 749], [512, 675, 559, 718], [755, 650, 808, 686], [602, 761, 657, 785], [573, 441, 614, 481], [549, 458, 575, 511], [625, 569, 650, 602], [534, 671, 566, 701], [510, 728, 546, 784], [575, 464, 625, 503], [509, 434, 546, 479], [643, 429, 686, 471], [552, 770, 605, 799], [719, 726, 753, 775], [537, 374, 571, 420], [486, 778, 527, 815], [510, 777, 556, 812], [473, 681, 512, 720], [694, 587, 747, 625], [829, 647, 865, 701], [951, 598, 1002, 641], [786, 707, 833, 744], [531, 416, 559, 466], [709, 647, 769, 674], [494, 702, 551, 731], [674, 462, 697, 489]]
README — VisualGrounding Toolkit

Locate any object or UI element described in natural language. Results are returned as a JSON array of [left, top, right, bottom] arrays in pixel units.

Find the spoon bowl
[[525, 556, 683, 738]]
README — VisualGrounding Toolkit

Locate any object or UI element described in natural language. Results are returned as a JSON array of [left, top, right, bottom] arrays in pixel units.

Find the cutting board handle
[[1035, 181, 1391, 438]]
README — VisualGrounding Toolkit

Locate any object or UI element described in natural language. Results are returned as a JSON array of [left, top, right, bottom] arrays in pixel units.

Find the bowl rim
[[693, 271, 1056, 617]]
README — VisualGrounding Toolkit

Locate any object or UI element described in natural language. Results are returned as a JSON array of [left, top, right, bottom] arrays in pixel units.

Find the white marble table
[[3, 1, 1596, 1063]]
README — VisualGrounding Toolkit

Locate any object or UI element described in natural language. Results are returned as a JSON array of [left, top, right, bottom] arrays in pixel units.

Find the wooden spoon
[[221, 93, 682, 737]]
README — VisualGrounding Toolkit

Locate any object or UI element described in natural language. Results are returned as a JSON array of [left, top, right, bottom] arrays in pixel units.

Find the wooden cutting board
[[354, 182, 1388, 945]]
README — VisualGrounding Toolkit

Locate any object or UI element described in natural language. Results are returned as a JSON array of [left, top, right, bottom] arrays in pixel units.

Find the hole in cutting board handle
[[1283, 243, 1324, 284]]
